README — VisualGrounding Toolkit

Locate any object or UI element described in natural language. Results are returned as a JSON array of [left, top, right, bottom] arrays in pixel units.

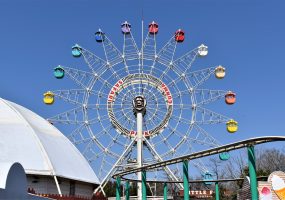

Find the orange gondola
[[225, 91, 236, 105]]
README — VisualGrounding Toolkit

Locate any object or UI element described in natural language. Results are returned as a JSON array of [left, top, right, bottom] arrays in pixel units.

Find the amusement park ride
[[43, 20, 238, 197]]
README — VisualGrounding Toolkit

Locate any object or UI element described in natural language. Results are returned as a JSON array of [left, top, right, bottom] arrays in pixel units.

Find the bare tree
[[256, 148, 285, 174]]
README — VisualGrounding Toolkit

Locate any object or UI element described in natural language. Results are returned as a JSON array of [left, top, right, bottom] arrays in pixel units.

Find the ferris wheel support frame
[[93, 138, 137, 195], [137, 112, 143, 200]]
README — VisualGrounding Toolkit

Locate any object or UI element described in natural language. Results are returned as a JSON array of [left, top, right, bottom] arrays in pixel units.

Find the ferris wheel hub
[[132, 96, 147, 116]]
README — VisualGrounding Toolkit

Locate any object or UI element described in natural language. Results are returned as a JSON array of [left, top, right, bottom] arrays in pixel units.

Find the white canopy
[[0, 98, 99, 184]]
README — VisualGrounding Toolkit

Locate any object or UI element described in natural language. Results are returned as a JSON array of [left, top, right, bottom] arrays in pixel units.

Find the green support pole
[[215, 182, 220, 200], [183, 160, 190, 200], [142, 170, 147, 200], [116, 177, 121, 200], [248, 145, 258, 200], [125, 181, 129, 200], [163, 183, 167, 200]]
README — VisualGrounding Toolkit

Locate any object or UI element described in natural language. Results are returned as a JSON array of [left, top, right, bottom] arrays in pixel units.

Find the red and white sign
[[129, 130, 150, 137], [108, 80, 124, 102], [161, 83, 173, 105]]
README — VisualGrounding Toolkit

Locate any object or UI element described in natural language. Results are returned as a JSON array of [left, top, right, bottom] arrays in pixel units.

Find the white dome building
[[0, 98, 100, 198]]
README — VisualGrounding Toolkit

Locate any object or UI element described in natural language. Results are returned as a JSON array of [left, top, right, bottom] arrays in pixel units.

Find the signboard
[[179, 190, 214, 199]]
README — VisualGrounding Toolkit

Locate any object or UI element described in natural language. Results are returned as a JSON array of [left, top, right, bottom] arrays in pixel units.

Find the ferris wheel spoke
[[146, 106, 167, 115], [193, 125, 221, 147], [80, 47, 107, 75], [190, 159, 208, 174], [115, 83, 136, 100], [157, 132, 174, 152], [63, 67, 95, 89], [47, 107, 86, 125], [100, 33, 124, 66], [156, 36, 178, 66], [143, 138, 183, 188], [52, 89, 87, 106], [82, 139, 95, 156], [116, 109, 134, 121], [90, 90, 109, 99], [94, 74, 114, 89], [173, 47, 199, 73], [91, 124, 113, 139], [194, 89, 227, 106], [142, 32, 157, 61], [168, 76, 184, 89], [94, 138, 137, 193], [187, 67, 216, 88], [86, 128, 114, 158], [98, 157, 110, 179], [100, 137, 121, 158], [145, 108, 166, 124], [148, 36, 175, 77], [161, 123, 194, 155], [123, 32, 140, 61], [195, 106, 230, 124], [169, 114, 192, 125], [68, 124, 88, 144], [122, 114, 135, 129], [171, 89, 190, 98], [166, 123, 189, 140]]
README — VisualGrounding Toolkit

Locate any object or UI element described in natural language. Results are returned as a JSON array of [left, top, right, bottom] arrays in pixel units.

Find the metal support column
[[248, 145, 258, 200], [183, 160, 189, 200], [215, 182, 219, 200], [116, 177, 121, 200], [133, 96, 146, 200], [163, 183, 167, 200], [137, 112, 143, 200], [125, 181, 129, 200], [53, 176, 62, 196], [142, 170, 147, 200]]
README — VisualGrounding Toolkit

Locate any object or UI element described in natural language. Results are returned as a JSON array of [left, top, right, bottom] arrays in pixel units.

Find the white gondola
[[198, 44, 208, 57]]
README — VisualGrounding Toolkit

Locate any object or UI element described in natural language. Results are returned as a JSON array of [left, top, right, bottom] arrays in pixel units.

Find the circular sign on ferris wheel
[[107, 73, 173, 137]]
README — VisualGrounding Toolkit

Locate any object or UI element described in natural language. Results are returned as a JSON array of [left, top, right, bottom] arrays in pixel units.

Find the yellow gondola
[[43, 91, 54, 105], [215, 66, 226, 79], [226, 119, 238, 133]]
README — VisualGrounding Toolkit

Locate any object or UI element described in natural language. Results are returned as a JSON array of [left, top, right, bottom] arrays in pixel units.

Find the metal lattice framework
[[45, 21, 236, 194]]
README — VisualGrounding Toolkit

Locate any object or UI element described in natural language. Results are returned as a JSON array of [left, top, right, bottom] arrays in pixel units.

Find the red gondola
[[175, 29, 185, 42], [149, 21, 158, 34]]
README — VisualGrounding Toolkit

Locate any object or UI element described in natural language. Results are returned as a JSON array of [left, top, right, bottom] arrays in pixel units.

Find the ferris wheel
[[44, 21, 238, 194]]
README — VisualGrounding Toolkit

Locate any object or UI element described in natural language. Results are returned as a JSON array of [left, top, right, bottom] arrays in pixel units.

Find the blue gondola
[[95, 29, 105, 42], [203, 172, 213, 185], [121, 21, 131, 34], [54, 65, 64, 79], [72, 44, 82, 57], [219, 152, 230, 161]]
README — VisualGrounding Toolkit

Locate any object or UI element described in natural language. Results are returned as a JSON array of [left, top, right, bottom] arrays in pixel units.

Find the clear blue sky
[[1, 0, 285, 155]]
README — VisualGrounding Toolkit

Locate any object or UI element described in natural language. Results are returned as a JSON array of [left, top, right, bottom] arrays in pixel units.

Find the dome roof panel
[[0, 98, 99, 184]]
